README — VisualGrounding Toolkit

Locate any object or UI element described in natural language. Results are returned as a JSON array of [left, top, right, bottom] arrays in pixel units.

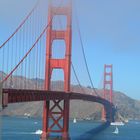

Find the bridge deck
[[1, 88, 115, 122], [2, 89, 110, 104]]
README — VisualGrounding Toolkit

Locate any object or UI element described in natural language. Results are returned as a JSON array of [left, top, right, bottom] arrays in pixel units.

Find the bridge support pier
[[41, 99, 70, 140]]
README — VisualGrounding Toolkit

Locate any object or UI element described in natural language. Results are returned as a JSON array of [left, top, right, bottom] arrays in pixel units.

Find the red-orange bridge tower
[[42, 1, 72, 139]]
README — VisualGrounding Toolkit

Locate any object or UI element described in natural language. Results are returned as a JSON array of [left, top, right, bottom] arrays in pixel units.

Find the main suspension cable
[[0, 0, 40, 49], [75, 9, 99, 97], [1, 0, 64, 83], [71, 63, 85, 93]]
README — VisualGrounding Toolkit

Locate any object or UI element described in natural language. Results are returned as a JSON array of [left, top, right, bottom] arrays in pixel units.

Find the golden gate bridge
[[0, 0, 115, 139]]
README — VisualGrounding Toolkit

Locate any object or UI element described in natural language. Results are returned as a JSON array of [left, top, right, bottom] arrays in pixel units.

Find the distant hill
[[0, 71, 140, 120]]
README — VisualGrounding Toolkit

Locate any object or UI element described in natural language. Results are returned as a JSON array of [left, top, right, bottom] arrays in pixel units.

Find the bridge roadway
[[1, 88, 115, 122]]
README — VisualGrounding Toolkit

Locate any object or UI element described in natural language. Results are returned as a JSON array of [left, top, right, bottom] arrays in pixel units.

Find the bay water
[[1, 116, 140, 140]]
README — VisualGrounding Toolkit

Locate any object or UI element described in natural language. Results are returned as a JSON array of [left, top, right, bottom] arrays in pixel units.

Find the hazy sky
[[0, 0, 140, 99]]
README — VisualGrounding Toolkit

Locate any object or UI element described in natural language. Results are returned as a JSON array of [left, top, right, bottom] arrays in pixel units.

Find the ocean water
[[1, 116, 140, 140]]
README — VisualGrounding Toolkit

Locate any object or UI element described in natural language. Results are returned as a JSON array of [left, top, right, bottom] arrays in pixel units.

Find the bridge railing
[[0, 83, 2, 110]]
